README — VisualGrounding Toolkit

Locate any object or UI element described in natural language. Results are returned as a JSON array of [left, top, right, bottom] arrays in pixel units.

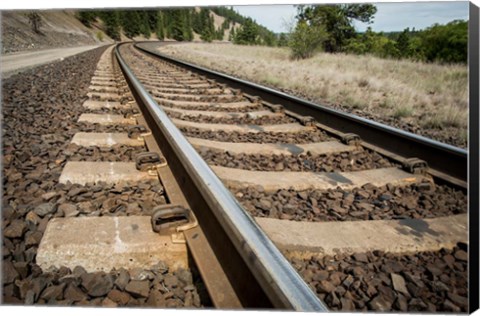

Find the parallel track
[[116, 42, 469, 312], [135, 42, 468, 191]]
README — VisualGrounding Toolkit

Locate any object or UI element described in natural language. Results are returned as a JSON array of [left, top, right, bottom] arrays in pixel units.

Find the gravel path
[[1, 45, 102, 79]]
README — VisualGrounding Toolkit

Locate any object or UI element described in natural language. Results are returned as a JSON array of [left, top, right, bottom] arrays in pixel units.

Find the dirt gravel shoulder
[[1, 45, 105, 79]]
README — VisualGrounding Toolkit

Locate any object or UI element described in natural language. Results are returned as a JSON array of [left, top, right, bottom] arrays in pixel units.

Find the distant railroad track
[[10, 43, 467, 312]]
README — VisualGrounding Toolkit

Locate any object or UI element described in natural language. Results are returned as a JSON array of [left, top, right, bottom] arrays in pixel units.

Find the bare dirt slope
[[192, 7, 240, 42], [1, 10, 113, 54]]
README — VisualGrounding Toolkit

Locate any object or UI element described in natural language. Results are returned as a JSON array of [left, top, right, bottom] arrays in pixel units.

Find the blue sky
[[0, 0, 470, 33], [233, 1, 469, 33]]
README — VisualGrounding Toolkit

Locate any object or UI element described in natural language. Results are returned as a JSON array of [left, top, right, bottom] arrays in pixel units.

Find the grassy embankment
[[158, 43, 468, 147]]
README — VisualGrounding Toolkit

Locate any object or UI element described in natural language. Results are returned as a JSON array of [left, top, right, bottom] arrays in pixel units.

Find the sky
[[233, 1, 470, 33], [0, 0, 471, 33]]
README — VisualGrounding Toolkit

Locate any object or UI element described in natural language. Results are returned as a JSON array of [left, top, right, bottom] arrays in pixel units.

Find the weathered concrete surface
[[153, 83, 213, 89], [172, 118, 311, 134], [90, 80, 118, 87], [37, 216, 188, 272], [165, 107, 280, 119], [256, 214, 468, 257], [91, 76, 116, 81], [82, 100, 131, 110], [154, 92, 237, 101], [78, 113, 136, 125], [88, 85, 120, 93], [59, 162, 156, 185], [212, 166, 425, 192], [94, 70, 115, 76], [71, 133, 144, 147], [154, 97, 253, 109], [189, 137, 355, 156], [86, 92, 122, 101], [145, 86, 224, 95], [1, 45, 100, 78]]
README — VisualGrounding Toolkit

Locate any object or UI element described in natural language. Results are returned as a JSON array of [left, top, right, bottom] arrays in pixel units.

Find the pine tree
[[139, 11, 151, 38], [234, 18, 258, 45], [98, 11, 120, 41], [77, 11, 97, 27], [183, 9, 194, 41], [121, 10, 142, 38], [229, 26, 235, 42], [168, 9, 186, 41], [156, 11, 165, 40]]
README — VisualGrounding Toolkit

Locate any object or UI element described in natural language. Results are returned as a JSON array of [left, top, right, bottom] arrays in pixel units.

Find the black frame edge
[[469, 1, 480, 314]]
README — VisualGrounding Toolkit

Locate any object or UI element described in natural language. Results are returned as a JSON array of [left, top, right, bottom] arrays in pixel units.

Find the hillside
[[77, 8, 276, 45], [192, 8, 240, 42], [1, 10, 113, 54], [1, 7, 276, 54]]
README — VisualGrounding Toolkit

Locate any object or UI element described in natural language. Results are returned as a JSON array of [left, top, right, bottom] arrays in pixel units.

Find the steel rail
[[134, 42, 468, 188], [115, 44, 328, 311]]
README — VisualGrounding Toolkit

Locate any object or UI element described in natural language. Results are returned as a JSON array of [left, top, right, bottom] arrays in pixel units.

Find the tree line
[[76, 7, 277, 45], [286, 4, 467, 64]]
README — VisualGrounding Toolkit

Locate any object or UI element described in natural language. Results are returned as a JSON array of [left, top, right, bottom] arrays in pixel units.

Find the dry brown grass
[[158, 43, 468, 145]]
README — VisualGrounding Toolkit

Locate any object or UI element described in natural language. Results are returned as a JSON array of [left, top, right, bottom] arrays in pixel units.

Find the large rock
[[391, 273, 409, 296], [34, 203, 56, 217], [40, 283, 66, 301], [125, 280, 150, 298], [163, 275, 179, 288], [108, 289, 131, 305], [2, 260, 19, 284], [316, 280, 336, 294], [176, 268, 193, 287], [114, 268, 130, 291], [454, 250, 468, 261], [58, 203, 79, 217], [368, 294, 393, 311], [81, 272, 114, 297], [25, 231, 43, 247], [64, 284, 88, 302], [4, 220, 27, 238]]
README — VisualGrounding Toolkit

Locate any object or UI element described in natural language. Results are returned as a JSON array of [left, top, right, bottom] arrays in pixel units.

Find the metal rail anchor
[[403, 157, 428, 175], [342, 133, 361, 146], [403, 158, 432, 191], [128, 125, 152, 141], [135, 152, 168, 176], [151, 205, 198, 244], [124, 107, 141, 119], [298, 116, 315, 126]]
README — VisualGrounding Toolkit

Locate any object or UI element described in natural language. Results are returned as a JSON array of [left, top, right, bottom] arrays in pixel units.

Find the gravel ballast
[[165, 110, 295, 125], [290, 245, 468, 312], [234, 181, 467, 221], [199, 149, 395, 172], [2, 47, 205, 307], [180, 127, 331, 144]]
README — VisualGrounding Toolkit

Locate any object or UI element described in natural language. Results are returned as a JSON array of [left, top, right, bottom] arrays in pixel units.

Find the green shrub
[[96, 31, 104, 42], [288, 21, 327, 59]]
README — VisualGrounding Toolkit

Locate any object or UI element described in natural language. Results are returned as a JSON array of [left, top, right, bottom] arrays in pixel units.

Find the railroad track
[[2, 43, 469, 312]]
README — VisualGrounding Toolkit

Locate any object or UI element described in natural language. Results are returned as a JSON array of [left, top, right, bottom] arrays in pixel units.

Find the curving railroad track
[[2, 43, 470, 312]]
